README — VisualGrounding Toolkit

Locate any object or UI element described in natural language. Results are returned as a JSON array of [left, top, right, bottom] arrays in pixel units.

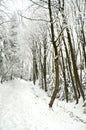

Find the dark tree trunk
[[62, 34, 78, 104], [43, 37, 47, 92], [60, 49, 68, 103], [48, 0, 59, 108], [32, 43, 38, 85], [66, 28, 85, 101]]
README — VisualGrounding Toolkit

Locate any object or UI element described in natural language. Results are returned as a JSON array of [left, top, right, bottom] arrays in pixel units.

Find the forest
[[0, 0, 86, 130]]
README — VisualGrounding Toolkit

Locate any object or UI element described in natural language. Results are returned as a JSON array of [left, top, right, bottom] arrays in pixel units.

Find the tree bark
[[60, 49, 68, 102], [43, 37, 47, 92], [48, 0, 59, 108], [62, 34, 78, 104]]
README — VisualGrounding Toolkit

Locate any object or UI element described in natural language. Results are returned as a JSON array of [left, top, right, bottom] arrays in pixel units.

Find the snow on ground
[[0, 79, 86, 130]]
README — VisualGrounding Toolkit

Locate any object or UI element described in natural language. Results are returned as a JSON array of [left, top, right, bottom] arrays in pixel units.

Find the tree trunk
[[62, 34, 78, 104], [32, 43, 38, 85], [66, 28, 85, 101], [48, 0, 59, 108], [43, 37, 47, 92], [39, 43, 44, 89], [60, 49, 68, 102], [49, 58, 59, 107]]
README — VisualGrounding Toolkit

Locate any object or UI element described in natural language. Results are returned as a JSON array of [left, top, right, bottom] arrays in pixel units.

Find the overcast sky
[[6, 0, 30, 12]]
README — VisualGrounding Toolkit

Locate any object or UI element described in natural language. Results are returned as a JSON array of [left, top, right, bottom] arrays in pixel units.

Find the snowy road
[[0, 79, 86, 130]]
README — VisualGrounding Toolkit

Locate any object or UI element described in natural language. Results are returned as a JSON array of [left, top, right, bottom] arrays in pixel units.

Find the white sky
[[7, 0, 30, 12]]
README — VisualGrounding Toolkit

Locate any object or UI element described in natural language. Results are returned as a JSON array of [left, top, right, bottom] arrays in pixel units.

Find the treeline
[[29, 0, 86, 107], [0, 0, 86, 107]]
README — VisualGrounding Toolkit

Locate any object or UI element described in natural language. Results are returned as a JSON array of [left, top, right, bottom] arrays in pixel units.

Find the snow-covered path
[[0, 79, 86, 130]]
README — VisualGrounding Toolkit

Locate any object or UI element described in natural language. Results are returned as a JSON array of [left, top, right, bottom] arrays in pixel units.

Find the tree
[[48, 0, 59, 108]]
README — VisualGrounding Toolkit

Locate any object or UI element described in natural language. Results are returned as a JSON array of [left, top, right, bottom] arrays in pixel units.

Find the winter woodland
[[0, 0, 86, 130]]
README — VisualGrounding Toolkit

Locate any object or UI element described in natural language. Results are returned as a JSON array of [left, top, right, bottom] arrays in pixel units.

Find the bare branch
[[29, 0, 48, 9], [19, 13, 50, 23], [54, 26, 66, 44], [0, 20, 17, 26]]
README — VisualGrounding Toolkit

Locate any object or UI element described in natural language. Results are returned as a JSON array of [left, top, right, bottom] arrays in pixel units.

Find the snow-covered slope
[[0, 79, 86, 130]]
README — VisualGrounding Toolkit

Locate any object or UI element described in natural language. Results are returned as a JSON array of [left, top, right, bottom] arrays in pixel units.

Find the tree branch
[[29, 0, 48, 9], [19, 14, 50, 23], [54, 26, 66, 44], [0, 20, 17, 26]]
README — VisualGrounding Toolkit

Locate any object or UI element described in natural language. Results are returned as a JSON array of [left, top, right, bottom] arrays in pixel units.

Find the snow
[[0, 79, 86, 130]]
